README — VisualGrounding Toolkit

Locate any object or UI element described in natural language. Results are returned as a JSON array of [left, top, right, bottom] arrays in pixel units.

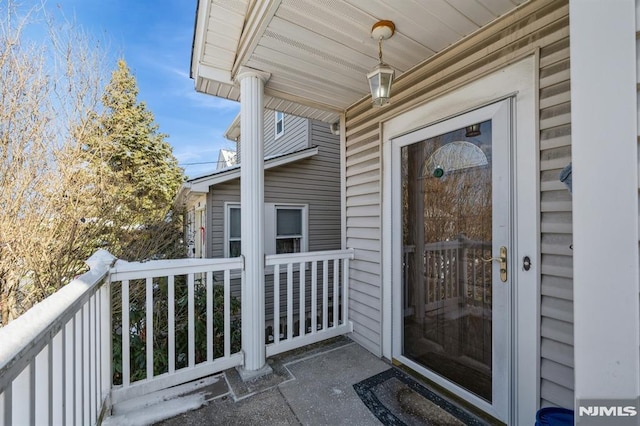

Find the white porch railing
[[404, 236, 492, 314], [265, 249, 354, 357], [108, 256, 244, 404], [0, 248, 354, 425], [0, 250, 116, 426]]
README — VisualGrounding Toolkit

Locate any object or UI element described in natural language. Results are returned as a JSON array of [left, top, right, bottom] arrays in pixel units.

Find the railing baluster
[[122, 280, 130, 387], [40, 340, 52, 426], [322, 260, 328, 330], [74, 312, 81, 425], [11, 360, 31, 424], [299, 262, 306, 336], [100, 283, 111, 413], [188, 273, 195, 367], [146, 277, 154, 381], [343, 257, 350, 326], [83, 304, 89, 426], [2, 385, 12, 426], [168, 275, 175, 374], [64, 321, 73, 424], [287, 263, 294, 340], [311, 261, 317, 335], [89, 294, 96, 424], [52, 329, 63, 425], [274, 264, 280, 344], [48, 334, 54, 426], [95, 291, 100, 421], [206, 271, 213, 362], [332, 259, 339, 327], [224, 269, 231, 358]]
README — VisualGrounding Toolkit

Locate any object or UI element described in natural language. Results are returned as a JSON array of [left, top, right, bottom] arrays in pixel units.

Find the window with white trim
[[275, 111, 285, 139], [224, 203, 307, 257], [227, 205, 241, 257], [275, 206, 303, 254]]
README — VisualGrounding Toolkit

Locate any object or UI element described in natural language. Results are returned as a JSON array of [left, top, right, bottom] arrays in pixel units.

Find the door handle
[[481, 246, 508, 282]]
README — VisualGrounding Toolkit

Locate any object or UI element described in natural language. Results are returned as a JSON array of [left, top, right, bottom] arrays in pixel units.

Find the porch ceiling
[[191, 0, 528, 123]]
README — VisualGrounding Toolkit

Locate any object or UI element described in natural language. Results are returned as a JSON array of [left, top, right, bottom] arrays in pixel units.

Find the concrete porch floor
[[155, 337, 390, 425]]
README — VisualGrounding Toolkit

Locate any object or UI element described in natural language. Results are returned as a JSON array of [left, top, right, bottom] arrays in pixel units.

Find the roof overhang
[[191, 0, 529, 123], [176, 182, 207, 207], [223, 113, 241, 141], [188, 145, 319, 192]]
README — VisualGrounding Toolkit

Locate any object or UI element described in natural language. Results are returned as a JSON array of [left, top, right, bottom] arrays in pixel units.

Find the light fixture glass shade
[[367, 63, 395, 107]]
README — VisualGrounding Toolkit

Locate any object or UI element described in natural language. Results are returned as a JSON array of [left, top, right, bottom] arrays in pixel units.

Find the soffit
[[192, 0, 528, 123]]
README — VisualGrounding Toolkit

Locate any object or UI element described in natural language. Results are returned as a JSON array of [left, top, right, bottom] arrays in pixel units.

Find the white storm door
[[392, 99, 512, 422]]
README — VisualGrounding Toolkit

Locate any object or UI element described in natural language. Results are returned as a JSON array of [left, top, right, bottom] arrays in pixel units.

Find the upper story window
[[275, 111, 285, 139]]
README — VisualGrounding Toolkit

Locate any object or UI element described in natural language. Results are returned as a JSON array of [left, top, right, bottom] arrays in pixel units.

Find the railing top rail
[[0, 249, 116, 394], [109, 256, 244, 281], [265, 248, 355, 266]]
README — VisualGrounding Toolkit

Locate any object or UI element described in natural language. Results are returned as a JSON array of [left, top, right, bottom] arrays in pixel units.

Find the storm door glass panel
[[401, 120, 493, 401]]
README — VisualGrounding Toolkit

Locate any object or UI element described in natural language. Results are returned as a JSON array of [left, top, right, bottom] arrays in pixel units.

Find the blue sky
[[50, 0, 241, 179]]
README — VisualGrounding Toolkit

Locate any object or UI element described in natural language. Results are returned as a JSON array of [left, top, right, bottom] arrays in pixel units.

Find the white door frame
[[380, 56, 539, 424]]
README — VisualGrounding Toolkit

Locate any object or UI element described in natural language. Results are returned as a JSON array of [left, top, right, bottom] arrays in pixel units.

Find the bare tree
[[0, 3, 110, 323], [0, 3, 187, 325]]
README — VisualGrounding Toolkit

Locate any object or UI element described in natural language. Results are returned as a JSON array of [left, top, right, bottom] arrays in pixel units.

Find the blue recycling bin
[[535, 407, 574, 425]]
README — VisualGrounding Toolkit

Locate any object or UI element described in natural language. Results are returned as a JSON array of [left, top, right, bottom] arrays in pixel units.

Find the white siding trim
[[570, 0, 640, 403], [340, 113, 347, 251], [381, 56, 538, 425]]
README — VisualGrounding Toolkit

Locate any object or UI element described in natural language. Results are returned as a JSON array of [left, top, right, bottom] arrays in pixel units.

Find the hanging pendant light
[[367, 20, 395, 107]]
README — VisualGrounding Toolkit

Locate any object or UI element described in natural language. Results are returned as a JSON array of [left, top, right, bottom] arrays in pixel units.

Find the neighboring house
[[191, 1, 640, 424], [183, 109, 341, 337], [179, 142, 237, 258], [185, 110, 341, 260], [216, 148, 236, 171], [176, 184, 207, 258]]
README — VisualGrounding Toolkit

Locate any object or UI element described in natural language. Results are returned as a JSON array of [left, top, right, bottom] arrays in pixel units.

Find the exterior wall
[[343, 0, 573, 408], [538, 30, 573, 409], [236, 111, 310, 163], [637, 0, 640, 246], [208, 118, 340, 257]]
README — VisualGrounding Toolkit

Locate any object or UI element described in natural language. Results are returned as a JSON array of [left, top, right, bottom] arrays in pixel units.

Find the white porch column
[[570, 0, 639, 414], [236, 67, 270, 376]]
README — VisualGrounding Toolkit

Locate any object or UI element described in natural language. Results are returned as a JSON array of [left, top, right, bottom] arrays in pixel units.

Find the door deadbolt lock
[[481, 246, 508, 282], [523, 256, 531, 271]]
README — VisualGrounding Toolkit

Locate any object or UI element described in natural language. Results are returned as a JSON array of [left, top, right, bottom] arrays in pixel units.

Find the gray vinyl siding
[[206, 118, 340, 322], [236, 111, 310, 164], [208, 118, 340, 257], [538, 35, 574, 409], [343, 0, 573, 408], [264, 111, 309, 157]]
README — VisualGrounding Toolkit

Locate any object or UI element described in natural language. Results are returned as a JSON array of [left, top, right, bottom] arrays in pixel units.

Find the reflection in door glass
[[401, 120, 493, 401]]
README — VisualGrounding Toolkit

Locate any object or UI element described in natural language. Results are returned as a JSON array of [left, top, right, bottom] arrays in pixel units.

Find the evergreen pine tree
[[86, 59, 185, 259]]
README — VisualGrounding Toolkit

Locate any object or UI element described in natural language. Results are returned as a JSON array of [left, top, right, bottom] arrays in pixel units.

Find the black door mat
[[353, 368, 490, 426]]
